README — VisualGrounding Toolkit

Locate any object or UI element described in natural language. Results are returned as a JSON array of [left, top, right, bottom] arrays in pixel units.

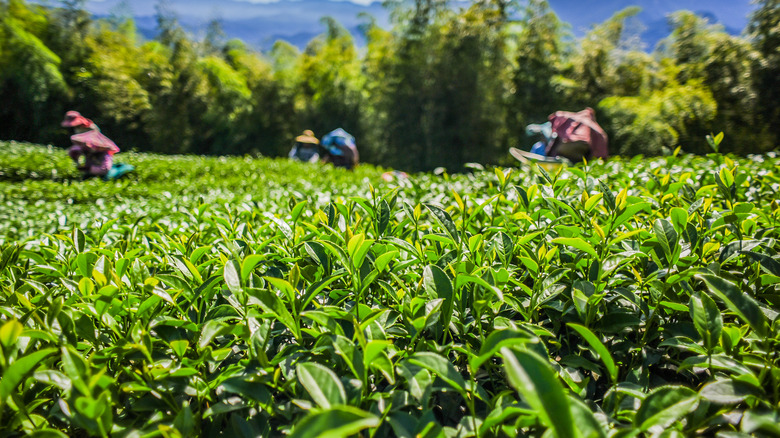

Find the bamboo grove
[[1, 0, 778, 171]]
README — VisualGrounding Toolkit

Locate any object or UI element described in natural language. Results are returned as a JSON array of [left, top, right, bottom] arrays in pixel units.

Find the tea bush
[[1, 142, 779, 437]]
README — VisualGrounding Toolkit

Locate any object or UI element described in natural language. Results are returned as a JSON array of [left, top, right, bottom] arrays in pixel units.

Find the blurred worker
[[545, 107, 608, 162], [289, 129, 321, 163], [61, 111, 118, 178], [320, 128, 359, 170]]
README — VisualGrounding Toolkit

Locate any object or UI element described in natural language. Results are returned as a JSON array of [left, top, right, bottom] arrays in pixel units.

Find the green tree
[[76, 20, 152, 149], [294, 17, 364, 143], [599, 66, 717, 156], [661, 11, 773, 153], [142, 2, 210, 154], [560, 7, 644, 106], [510, 0, 568, 134], [425, 0, 515, 169], [363, 0, 444, 170], [747, 0, 780, 147], [0, 0, 67, 142], [226, 40, 296, 156]]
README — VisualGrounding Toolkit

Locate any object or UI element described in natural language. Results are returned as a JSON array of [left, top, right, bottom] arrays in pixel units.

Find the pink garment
[[68, 145, 112, 176], [548, 108, 609, 159], [70, 130, 119, 155]]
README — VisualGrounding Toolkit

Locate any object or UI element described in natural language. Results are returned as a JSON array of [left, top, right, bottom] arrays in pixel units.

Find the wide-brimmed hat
[[61, 111, 93, 128], [71, 130, 120, 155], [295, 130, 319, 144]]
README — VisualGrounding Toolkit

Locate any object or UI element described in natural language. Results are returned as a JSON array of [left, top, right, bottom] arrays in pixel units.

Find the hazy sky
[[231, 0, 378, 4], [57, 0, 754, 50]]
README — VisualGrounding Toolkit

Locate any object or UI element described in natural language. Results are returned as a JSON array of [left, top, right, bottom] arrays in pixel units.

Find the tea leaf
[[689, 292, 722, 352], [224, 259, 242, 293], [699, 378, 763, 404], [696, 274, 767, 337], [290, 406, 380, 438], [501, 347, 573, 437], [424, 204, 460, 244], [408, 352, 466, 395], [296, 362, 347, 408], [634, 386, 699, 431], [567, 323, 618, 383], [0, 320, 23, 349], [654, 218, 678, 263], [423, 265, 454, 337], [0, 349, 57, 406], [551, 237, 597, 258]]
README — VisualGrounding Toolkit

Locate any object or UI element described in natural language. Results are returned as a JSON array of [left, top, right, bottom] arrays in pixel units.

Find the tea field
[[1, 141, 779, 437]]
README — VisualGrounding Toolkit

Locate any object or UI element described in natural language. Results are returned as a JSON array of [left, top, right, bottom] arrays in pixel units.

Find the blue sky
[[63, 0, 755, 50]]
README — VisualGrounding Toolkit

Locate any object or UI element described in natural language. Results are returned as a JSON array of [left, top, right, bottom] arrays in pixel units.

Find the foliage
[[76, 20, 152, 148], [295, 17, 364, 141], [0, 0, 67, 140], [598, 71, 717, 156], [1, 141, 780, 436], [660, 11, 774, 154], [747, 0, 780, 150], [558, 6, 644, 105], [510, 0, 569, 134]]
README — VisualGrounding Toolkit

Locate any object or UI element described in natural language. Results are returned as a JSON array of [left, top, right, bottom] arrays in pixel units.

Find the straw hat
[[295, 130, 319, 144], [61, 111, 94, 128]]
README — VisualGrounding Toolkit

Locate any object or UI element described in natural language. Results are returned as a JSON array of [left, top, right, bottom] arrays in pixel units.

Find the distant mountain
[[547, 0, 753, 50], [86, 0, 389, 49], [73, 0, 755, 51]]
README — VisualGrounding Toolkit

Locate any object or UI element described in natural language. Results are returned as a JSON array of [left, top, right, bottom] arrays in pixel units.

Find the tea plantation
[[1, 141, 779, 437]]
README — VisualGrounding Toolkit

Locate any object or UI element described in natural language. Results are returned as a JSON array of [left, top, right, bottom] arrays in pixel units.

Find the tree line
[[0, 0, 777, 171]]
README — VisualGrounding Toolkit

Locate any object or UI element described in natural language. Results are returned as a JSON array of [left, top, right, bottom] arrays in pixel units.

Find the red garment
[[548, 108, 609, 159]]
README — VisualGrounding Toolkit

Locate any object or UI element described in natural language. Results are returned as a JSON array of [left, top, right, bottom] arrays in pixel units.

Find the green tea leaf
[[0, 348, 57, 406], [567, 323, 618, 384], [296, 362, 347, 409], [304, 241, 330, 273], [408, 352, 466, 395], [377, 200, 391, 235], [470, 329, 536, 372], [423, 265, 454, 337], [696, 274, 767, 337], [689, 292, 722, 352], [224, 259, 242, 293], [290, 406, 380, 438], [198, 320, 230, 349], [742, 409, 780, 435], [72, 228, 86, 253], [535, 165, 552, 185], [568, 395, 607, 438], [634, 386, 699, 431], [670, 207, 689, 235], [28, 429, 69, 438], [248, 288, 300, 340], [599, 180, 615, 211], [551, 237, 597, 258], [699, 378, 763, 404], [241, 254, 264, 283], [501, 347, 574, 438], [424, 204, 460, 244], [0, 320, 23, 349], [654, 218, 678, 263]]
